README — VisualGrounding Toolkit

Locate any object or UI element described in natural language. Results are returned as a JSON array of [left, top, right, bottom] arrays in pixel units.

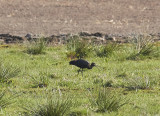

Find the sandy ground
[[0, 0, 160, 36]]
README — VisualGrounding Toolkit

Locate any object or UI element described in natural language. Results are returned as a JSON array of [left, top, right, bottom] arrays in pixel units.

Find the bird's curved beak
[[95, 65, 103, 70]]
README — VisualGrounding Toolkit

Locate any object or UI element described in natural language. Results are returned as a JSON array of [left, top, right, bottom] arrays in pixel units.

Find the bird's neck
[[88, 65, 93, 69]]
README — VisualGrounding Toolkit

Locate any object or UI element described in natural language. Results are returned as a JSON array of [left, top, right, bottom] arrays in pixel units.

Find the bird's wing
[[76, 59, 89, 68]]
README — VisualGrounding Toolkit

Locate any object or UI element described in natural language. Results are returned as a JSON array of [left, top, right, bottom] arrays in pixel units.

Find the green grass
[[0, 42, 159, 116]]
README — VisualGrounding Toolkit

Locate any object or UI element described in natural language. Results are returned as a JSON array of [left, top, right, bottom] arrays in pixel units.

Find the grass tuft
[[125, 77, 151, 90], [66, 35, 93, 59], [95, 42, 119, 58], [29, 72, 50, 88], [25, 94, 74, 116], [0, 90, 18, 110], [25, 37, 47, 55], [0, 61, 20, 83], [127, 34, 159, 60], [89, 88, 128, 113]]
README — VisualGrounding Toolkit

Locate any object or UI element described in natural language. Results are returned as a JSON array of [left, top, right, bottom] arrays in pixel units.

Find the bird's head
[[91, 62, 96, 67], [91, 63, 103, 70]]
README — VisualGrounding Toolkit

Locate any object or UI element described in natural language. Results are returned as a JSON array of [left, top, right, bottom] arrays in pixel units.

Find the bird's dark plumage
[[69, 59, 96, 76]]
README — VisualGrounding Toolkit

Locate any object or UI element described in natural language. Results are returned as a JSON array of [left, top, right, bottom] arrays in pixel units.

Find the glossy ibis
[[69, 59, 97, 76]]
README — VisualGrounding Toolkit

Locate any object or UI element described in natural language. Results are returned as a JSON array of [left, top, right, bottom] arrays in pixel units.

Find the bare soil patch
[[0, 0, 160, 36]]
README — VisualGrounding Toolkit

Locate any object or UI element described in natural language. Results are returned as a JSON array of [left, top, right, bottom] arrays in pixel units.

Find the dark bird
[[69, 59, 97, 76]]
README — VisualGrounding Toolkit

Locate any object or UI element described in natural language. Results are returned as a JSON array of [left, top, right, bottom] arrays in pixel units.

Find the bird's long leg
[[77, 69, 81, 75], [81, 68, 83, 77]]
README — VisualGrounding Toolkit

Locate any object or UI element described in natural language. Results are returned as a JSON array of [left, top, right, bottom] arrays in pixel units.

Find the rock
[[25, 33, 32, 39], [90, 32, 103, 37], [0, 34, 24, 43], [0, 32, 159, 44], [79, 32, 91, 36]]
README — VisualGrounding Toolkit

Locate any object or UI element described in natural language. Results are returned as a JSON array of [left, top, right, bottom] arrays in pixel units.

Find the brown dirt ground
[[0, 0, 160, 36]]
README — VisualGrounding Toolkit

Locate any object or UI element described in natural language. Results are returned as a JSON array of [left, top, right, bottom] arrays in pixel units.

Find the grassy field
[[0, 37, 160, 116]]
